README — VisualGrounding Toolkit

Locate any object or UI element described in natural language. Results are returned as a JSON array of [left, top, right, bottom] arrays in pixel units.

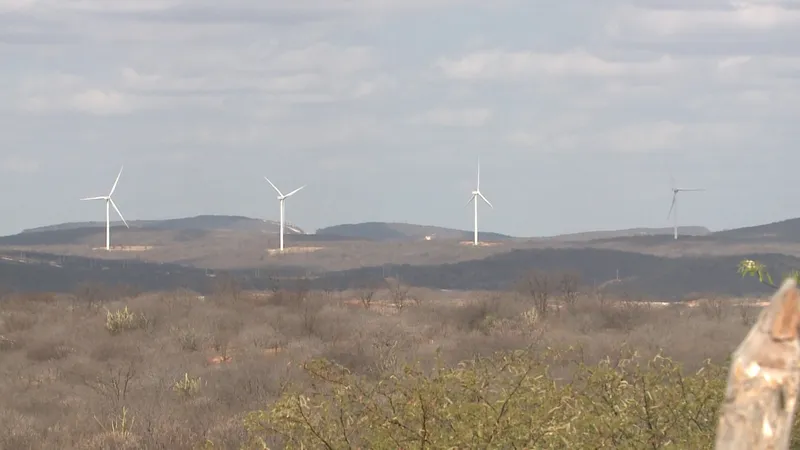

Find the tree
[[385, 277, 409, 310], [212, 272, 242, 302], [517, 270, 553, 317], [558, 271, 581, 307], [356, 281, 379, 310]]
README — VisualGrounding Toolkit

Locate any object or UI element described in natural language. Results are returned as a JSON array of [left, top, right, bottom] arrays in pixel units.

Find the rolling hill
[[21, 215, 305, 234], [315, 222, 515, 241], [0, 247, 791, 299], [546, 226, 710, 241], [713, 217, 800, 241]]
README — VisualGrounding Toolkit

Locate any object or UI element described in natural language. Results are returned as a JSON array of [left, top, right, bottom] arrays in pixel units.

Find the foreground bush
[[244, 347, 730, 449]]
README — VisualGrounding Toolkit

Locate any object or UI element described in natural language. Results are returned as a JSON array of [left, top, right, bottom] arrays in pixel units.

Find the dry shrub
[[1, 311, 38, 333], [172, 326, 204, 352], [0, 409, 39, 449], [26, 340, 72, 362], [0, 283, 758, 449], [0, 335, 22, 351]]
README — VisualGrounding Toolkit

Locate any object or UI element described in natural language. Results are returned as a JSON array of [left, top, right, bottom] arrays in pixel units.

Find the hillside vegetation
[[0, 278, 774, 449], [315, 222, 514, 241], [21, 215, 303, 234], [2, 247, 798, 299]]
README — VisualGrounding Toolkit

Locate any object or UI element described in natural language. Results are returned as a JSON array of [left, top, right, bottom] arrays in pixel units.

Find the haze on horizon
[[1, 0, 799, 238]]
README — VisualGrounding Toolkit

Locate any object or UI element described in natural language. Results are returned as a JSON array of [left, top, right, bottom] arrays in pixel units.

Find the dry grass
[[0, 285, 764, 449]]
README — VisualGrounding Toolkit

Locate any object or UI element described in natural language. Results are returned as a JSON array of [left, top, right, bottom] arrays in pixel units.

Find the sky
[[1, 0, 799, 238]]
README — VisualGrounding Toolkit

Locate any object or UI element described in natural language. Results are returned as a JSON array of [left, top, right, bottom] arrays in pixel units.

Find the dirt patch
[[458, 241, 502, 247], [92, 245, 154, 252], [267, 246, 324, 256]]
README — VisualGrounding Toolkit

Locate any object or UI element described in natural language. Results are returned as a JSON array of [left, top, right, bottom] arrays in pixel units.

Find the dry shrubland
[[0, 274, 769, 449]]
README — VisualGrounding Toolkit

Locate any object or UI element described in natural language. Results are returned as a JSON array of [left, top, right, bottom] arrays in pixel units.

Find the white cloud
[[69, 89, 136, 115], [437, 49, 679, 81], [607, 2, 800, 37], [1, 0, 800, 236], [507, 120, 762, 154], [412, 107, 493, 127]]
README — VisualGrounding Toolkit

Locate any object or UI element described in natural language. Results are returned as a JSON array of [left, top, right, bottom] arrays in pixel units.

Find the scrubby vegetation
[[0, 271, 779, 449]]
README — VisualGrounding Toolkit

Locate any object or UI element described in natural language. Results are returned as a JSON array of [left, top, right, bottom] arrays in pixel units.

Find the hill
[[713, 217, 800, 241], [310, 247, 794, 299], [20, 215, 305, 234], [547, 226, 710, 241], [315, 222, 515, 241], [0, 247, 793, 299]]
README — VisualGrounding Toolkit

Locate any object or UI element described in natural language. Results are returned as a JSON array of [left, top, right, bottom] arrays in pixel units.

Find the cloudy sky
[[1, 0, 798, 237]]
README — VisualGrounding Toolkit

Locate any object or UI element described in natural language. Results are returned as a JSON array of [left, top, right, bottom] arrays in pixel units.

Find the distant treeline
[[1, 248, 794, 299]]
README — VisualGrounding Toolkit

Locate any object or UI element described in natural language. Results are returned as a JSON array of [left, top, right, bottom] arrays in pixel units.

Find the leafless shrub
[[209, 313, 244, 359], [385, 277, 410, 310], [212, 272, 243, 303], [356, 283, 378, 310], [737, 302, 757, 326], [299, 294, 326, 338], [698, 296, 726, 321], [26, 340, 72, 362], [1, 311, 37, 333], [0, 335, 22, 351], [81, 354, 142, 409], [558, 271, 581, 307], [74, 281, 110, 308], [517, 270, 554, 317], [172, 326, 203, 352]]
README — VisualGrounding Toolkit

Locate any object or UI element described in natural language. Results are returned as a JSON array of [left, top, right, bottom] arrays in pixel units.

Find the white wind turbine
[[264, 176, 305, 252], [80, 166, 129, 251], [465, 161, 493, 246], [666, 176, 705, 240]]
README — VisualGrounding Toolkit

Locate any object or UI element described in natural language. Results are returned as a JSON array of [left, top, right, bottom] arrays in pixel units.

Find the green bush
[[105, 306, 148, 335], [237, 260, 800, 449], [243, 347, 730, 449]]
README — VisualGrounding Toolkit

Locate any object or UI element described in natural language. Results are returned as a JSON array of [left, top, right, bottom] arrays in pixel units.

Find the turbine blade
[[677, 188, 706, 192], [284, 185, 305, 197], [109, 166, 123, 196], [263, 177, 283, 196], [667, 194, 677, 219], [80, 196, 107, 201], [465, 194, 475, 208], [478, 192, 493, 208], [477, 161, 480, 190], [110, 198, 129, 228]]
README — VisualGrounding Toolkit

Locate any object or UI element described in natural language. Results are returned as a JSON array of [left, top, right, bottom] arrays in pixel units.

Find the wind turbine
[[666, 176, 705, 240], [264, 176, 305, 252], [465, 161, 493, 246], [80, 166, 129, 251]]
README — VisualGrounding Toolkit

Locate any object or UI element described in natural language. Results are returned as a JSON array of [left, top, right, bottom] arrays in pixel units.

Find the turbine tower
[[80, 166, 129, 251], [264, 176, 305, 252], [466, 161, 493, 246], [666, 177, 705, 240]]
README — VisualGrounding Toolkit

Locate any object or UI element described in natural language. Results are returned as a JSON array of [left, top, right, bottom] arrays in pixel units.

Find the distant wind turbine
[[80, 166, 129, 251], [666, 176, 705, 240], [465, 161, 493, 246], [264, 176, 305, 252]]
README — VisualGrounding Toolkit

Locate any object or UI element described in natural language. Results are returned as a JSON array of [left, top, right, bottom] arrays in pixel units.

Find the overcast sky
[[1, 0, 798, 237]]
